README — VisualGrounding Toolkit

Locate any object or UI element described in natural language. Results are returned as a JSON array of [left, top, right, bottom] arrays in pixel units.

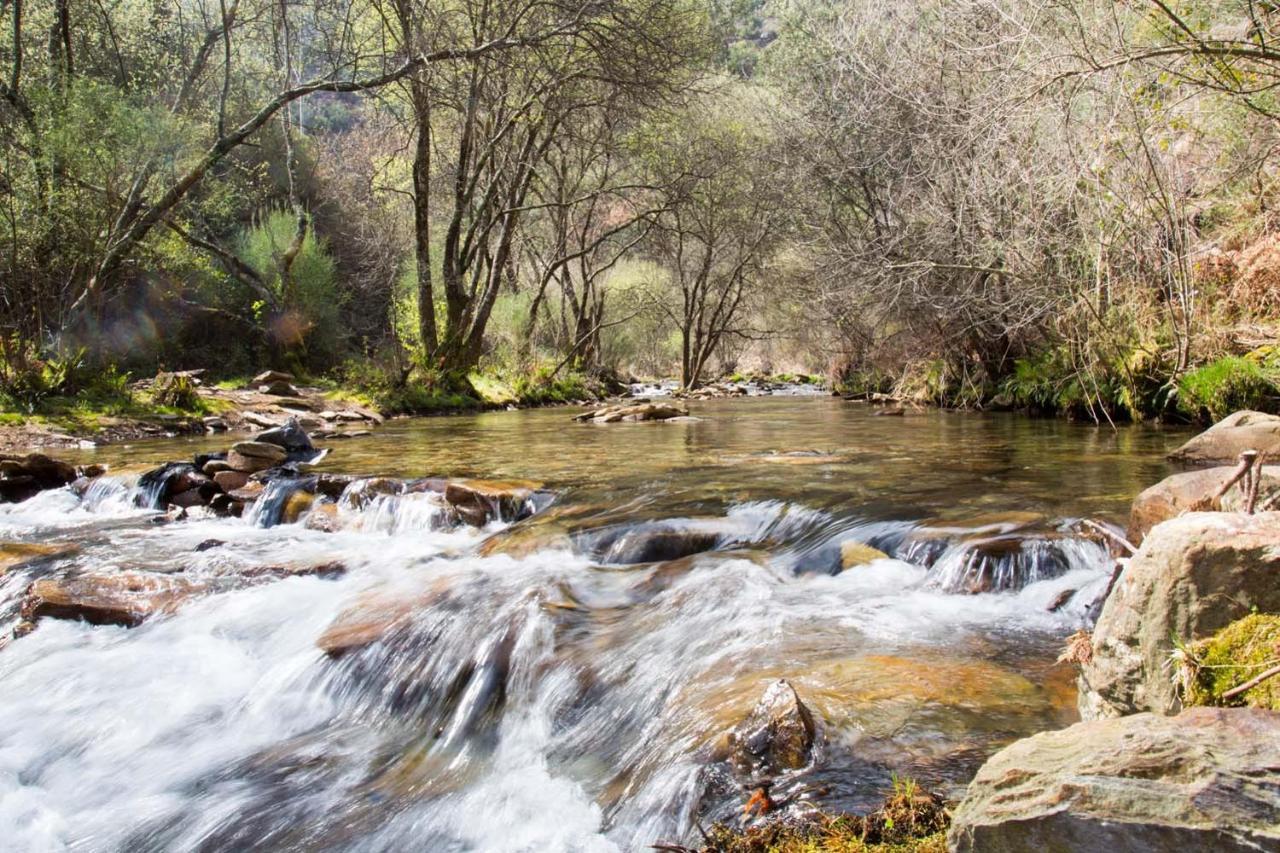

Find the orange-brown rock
[[213, 470, 250, 492], [317, 578, 451, 656], [0, 541, 78, 575], [22, 572, 205, 627]]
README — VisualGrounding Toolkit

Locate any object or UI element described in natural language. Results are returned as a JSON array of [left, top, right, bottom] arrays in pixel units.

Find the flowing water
[[0, 398, 1188, 852]]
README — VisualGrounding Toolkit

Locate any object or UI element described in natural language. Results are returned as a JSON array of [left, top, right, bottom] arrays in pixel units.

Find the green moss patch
[[1185, 613, 1280, 710]]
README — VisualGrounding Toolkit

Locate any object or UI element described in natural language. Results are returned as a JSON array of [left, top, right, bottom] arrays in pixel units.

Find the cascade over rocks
[[581, 519, 729, 564], [1167, 410, 1280, 466], [948, 707, 1280, 853], [1078, 512, 1280, 720]]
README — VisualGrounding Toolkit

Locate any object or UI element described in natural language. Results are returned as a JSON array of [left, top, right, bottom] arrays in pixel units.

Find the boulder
[[585, 520, 726, 564], [280, 490, 315, 524], [1078, 512, 1280, 720], [1127, 465, 1280, 544], [252, 370, 294, 385], [21, 572, 205, 627], [341, 476, 403, 509], [254, 416, 316, 459], [136, 462, 201, 509], [213, 470, 249, 492], [227, 441, 287, 473], [260, 380, 300, 397], [1167, 410, 1280, 467], [441, 479, 541, 526], [0, 453, 77, 502], [949, 707, 1280, 852], [725, 679, 817, 778]]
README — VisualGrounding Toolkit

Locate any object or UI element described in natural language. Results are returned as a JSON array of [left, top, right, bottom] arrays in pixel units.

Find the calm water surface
[[0, 398, 1188, 852]]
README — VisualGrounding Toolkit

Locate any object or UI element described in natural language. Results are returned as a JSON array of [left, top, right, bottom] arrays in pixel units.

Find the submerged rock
[[1167, 410, 1280, 467], [1079, 512, 1280, 720], [0, 541, 78, 575], [726, 679, 817, 778], [949, 707, 1280, 852], [573, 402, 689, 423], [317, 578, 453, 656], [839, 541, 889, 570], [583, 520, 727, 564], [1127, 464, 1280, 545], [21, 572, 205, 627]]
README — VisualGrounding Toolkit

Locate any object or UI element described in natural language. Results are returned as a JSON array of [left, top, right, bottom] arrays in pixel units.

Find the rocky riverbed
[[5, 398, 1269, 851]]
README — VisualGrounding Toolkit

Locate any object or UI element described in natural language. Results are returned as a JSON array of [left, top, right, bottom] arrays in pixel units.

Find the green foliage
[[1182, 614, 1280, 710], [151, 373, 202, 410], [238, 211, 344, 366], [1177, 356, 1279, 422], [0, 339, 89, 413]]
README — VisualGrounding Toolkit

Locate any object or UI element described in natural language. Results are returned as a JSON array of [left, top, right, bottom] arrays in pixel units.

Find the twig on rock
[[1222, 662, 1280, 700]]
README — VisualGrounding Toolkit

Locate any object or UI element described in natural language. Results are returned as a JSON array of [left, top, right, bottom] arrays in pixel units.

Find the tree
[[642, 85, 786, 389]]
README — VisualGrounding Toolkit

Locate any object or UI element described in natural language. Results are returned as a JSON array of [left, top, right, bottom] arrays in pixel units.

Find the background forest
[[4, 0, 1280, 422]]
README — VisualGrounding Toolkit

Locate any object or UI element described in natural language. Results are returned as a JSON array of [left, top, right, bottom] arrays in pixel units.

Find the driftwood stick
[[1221, 662, 1280, 700], [1081, 519, 1137, 556], [1213, 450, 1259, 504], [1246, 451, 1268, 514]]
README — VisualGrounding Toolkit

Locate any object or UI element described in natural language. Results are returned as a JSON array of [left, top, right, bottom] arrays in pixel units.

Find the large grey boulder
[[1167, 410, 1280, 466], [1127, 465, 1280, 545], [1079, 512, 1280, 720], [948, 707, 1280, 853]]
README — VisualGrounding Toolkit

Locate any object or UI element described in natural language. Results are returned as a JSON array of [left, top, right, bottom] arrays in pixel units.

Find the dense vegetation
[[4, 0, 1280, 421]]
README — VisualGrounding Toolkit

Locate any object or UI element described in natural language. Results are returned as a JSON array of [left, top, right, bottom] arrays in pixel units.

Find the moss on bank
[[1182, 613, 1280, 711], [689, 781, 950, 853], [837, 349, 1280, 425]]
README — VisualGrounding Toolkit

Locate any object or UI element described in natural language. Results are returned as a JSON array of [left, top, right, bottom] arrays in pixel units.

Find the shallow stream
[[0, 398, 1188, 852]]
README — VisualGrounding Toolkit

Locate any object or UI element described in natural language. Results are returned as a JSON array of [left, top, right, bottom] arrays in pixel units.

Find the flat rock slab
[[1127, 464, 1280, 544], [949, 707, 1280, 852], [1167, 410, 1280, 466], [22, 572, 206, 627]]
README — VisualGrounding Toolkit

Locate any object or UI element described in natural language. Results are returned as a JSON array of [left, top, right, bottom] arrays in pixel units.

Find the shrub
[[1177, 356, 1278, 422], [152, 373, 202, 410], [0, 338, 88, 413]]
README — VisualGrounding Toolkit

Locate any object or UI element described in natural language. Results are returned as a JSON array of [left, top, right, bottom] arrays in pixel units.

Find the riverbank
[[0, 369, 830, 453]]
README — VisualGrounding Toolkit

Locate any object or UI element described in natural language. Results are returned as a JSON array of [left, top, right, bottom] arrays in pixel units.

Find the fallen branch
[[1222, 662, 1280, 701], [1081, 519, 1137, 556]]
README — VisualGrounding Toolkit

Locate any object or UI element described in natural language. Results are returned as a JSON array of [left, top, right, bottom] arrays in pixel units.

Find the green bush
[[1177, 356, 1278, 422], [238, 210, 343, 367], [0, 338, 89, 413]]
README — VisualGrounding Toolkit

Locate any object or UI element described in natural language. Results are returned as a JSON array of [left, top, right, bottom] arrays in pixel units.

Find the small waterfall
[[926, 534, 1108, 594], [355, 492, 455, 535], [80, 476, 135, 513], [244, 478, 308, 528]]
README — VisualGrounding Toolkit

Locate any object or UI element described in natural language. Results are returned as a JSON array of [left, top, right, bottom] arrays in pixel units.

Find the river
[[0, 397, 1188, 851]]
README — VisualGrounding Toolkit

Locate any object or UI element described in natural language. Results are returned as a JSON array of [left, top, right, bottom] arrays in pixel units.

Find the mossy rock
[[1186, 613, 1280, 710]]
